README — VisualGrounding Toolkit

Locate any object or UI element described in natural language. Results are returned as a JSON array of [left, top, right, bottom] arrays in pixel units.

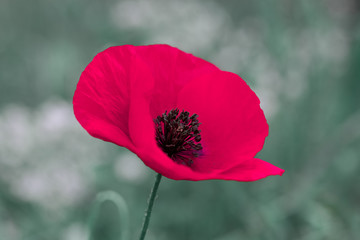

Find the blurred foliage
[[0, 0, 360, 240]]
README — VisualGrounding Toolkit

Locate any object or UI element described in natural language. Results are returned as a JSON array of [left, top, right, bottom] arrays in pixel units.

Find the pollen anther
[[154, 108, 203, 166]]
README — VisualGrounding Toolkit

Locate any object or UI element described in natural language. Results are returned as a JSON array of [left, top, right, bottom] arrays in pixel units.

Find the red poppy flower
[[73, 44, 284, 181]]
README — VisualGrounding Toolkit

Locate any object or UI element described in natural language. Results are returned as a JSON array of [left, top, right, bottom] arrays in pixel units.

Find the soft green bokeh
[[0, 0, 359, 239]]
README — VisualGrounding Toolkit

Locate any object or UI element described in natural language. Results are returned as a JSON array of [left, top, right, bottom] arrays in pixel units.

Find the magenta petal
[[133, 44, 219, 118], [215, 158, 285, 181], [73, 46, 138, 151], [177, 71, 270, 172]]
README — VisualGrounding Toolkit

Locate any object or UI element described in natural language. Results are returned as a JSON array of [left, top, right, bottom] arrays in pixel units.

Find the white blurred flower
[[0, 99, 105, 209], [11, 162, 88, 209], [34, 99, 74, 136], [0, 105, 33, 164], [115, 152, 148, 183], [62, 223, 88, 240]]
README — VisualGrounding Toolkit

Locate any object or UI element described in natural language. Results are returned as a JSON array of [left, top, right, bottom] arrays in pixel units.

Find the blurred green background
[[1, 0, 360, 239]]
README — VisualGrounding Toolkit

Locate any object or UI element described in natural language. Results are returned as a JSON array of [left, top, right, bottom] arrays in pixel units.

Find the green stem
[[139, 173, 162, 240]]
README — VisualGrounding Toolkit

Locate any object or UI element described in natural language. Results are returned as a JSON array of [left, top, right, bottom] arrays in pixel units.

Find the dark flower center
[[153, 108, 203, 167]]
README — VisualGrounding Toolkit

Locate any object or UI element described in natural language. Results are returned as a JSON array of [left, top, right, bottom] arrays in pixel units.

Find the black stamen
[[154, 108, 203, 167]]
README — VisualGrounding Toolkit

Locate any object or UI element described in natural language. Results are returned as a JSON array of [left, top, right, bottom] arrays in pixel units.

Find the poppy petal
[[73, 46, 140, 152], [177, 71, 270, 172], [214, 158, 285, 181], [131, 44, 219, 118]]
